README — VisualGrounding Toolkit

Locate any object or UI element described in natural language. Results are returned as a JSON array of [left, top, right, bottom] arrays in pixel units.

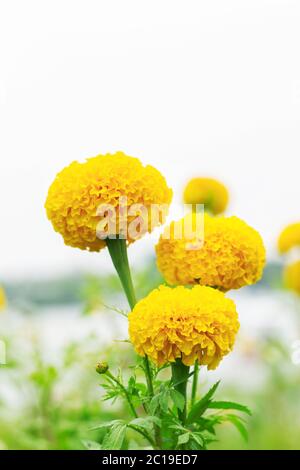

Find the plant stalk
[[105, 371, 138, 418], [191, 360, 199, 407], [171, 359, 190, 424], [106, 237, 136, 310], [105, 237, 160, 447]]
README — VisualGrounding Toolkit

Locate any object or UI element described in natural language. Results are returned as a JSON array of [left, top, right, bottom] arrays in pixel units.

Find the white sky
[[1, 0, 300, 280]]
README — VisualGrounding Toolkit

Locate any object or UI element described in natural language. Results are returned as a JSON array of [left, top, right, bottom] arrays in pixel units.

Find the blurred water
[[1, 288, 300, 392]]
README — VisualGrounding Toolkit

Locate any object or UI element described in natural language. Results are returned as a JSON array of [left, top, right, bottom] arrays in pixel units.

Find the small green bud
[[96, 362, 109, 374]]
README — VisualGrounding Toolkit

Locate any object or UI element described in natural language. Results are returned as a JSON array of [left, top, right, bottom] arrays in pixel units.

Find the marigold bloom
[[0, 287, 6, 310], [156, 213, 266, 291], [128, 285, 239, 369], [45, 152, 172, 251], [183, 177, 229, 215], [278, 222, 300, 254], [284, 261, 300, 295]]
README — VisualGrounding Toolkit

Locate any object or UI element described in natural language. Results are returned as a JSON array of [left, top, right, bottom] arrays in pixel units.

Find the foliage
[[90, 362, 250, 450]]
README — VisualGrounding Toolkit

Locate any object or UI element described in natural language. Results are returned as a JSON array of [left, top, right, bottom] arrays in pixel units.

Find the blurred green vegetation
[[1, 328, 300, 450], [1, 258, 300, 450]]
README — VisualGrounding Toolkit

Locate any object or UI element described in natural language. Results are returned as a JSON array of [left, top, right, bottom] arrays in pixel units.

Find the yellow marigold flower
[[0, 287, 6, 310], [45, 152, 172, 251], [128, 285, 239, 369], [156, 213, 266, 291], [278, 222, 300, 254], [284, 261, 300, 295], [183, 177, 229, 215]]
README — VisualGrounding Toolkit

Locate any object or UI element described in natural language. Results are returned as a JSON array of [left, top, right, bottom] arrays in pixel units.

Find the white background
[[1, 0, 300, 279]]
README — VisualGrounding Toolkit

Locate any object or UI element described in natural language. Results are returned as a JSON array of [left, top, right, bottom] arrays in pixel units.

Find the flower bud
[[96, 362, 109, 374]]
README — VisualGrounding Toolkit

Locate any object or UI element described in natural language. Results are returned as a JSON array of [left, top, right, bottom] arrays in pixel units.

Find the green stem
[[191, 360, 199, 408], [105, 237, 160, 446], [106, 237, 136, 310], [144, 354, 154, 397], [106, 371, 138, 418], [128, 425, 157, 449], [171, 359, 190, 424]]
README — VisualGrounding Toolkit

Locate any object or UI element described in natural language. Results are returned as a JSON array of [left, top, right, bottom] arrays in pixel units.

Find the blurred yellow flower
[[183, 177, 229, 215], [45, 152, 172, 251], [0, 287, 6, 310], [278, 222, 300, 254], [156, 213, 266, 291], [284, 261, 300, 295], [128, 285, 239, 369]]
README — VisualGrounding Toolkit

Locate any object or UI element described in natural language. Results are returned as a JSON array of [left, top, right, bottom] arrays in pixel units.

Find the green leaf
[[187, 381, 220, 423], [208, 401, 251, 415], [130, 416, 161, 432], [190, 432, 205, 449], [194, 416, 220, 435], [81, 439, 102, 450], [177, 432, 190, 446], [127, 376, 136, 391], [90, 419, 125, 431], [159, 390, 170, 413], [170, 389, 185, 412], [102, 422, 127, 450], [226, 414, 248, 442], [149, 394, 160, 415]]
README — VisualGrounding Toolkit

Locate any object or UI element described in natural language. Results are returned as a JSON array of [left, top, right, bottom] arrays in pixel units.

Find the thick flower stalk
[[45, 151, 172, 251], [156, 213, 266, 291], [129, 285, 239, 369], [183, 177, 229, 215], [278, 222, 300, 254], [283, 261, 300, 295]]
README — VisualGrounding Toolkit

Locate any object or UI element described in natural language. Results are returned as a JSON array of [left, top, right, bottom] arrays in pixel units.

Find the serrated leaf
[[90, 419, 125, 431], [149, 394, 160, 415], [190, 432, 205, 449], [130, 416, 161, 432], [177, 432, 190, 445], [159, 390, 170, 413], [102, 423, 127, 450], [81, 439, 102, 450], [128, 376, 136, 390], [226, 414, 248, 442], [170, 389, 185, 412], [187, 381, 220, 424], [208, 401, 251, 415], [195, 416, 218, 435]]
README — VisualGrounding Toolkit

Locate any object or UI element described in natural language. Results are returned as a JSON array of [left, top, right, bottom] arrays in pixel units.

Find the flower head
[[128, 285, 239, 369], [284, 261, 300, 295], [183, 177, 229, 215], [45, 152, 172, 251], [278, 222, 300, 254], [156, 213, 266, 291]]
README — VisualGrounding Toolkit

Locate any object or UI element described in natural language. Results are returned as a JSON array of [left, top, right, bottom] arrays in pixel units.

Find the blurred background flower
[[0, 287, 6, 311], [278, 222, 300, 254], [283, 261, 300, 295], [183, 177, 229, 215]]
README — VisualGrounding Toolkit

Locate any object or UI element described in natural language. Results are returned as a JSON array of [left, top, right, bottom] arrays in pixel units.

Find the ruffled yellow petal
[[45, 152, 172, 251], [128, 285, 239, 370], [156, 213, 266, 291]]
